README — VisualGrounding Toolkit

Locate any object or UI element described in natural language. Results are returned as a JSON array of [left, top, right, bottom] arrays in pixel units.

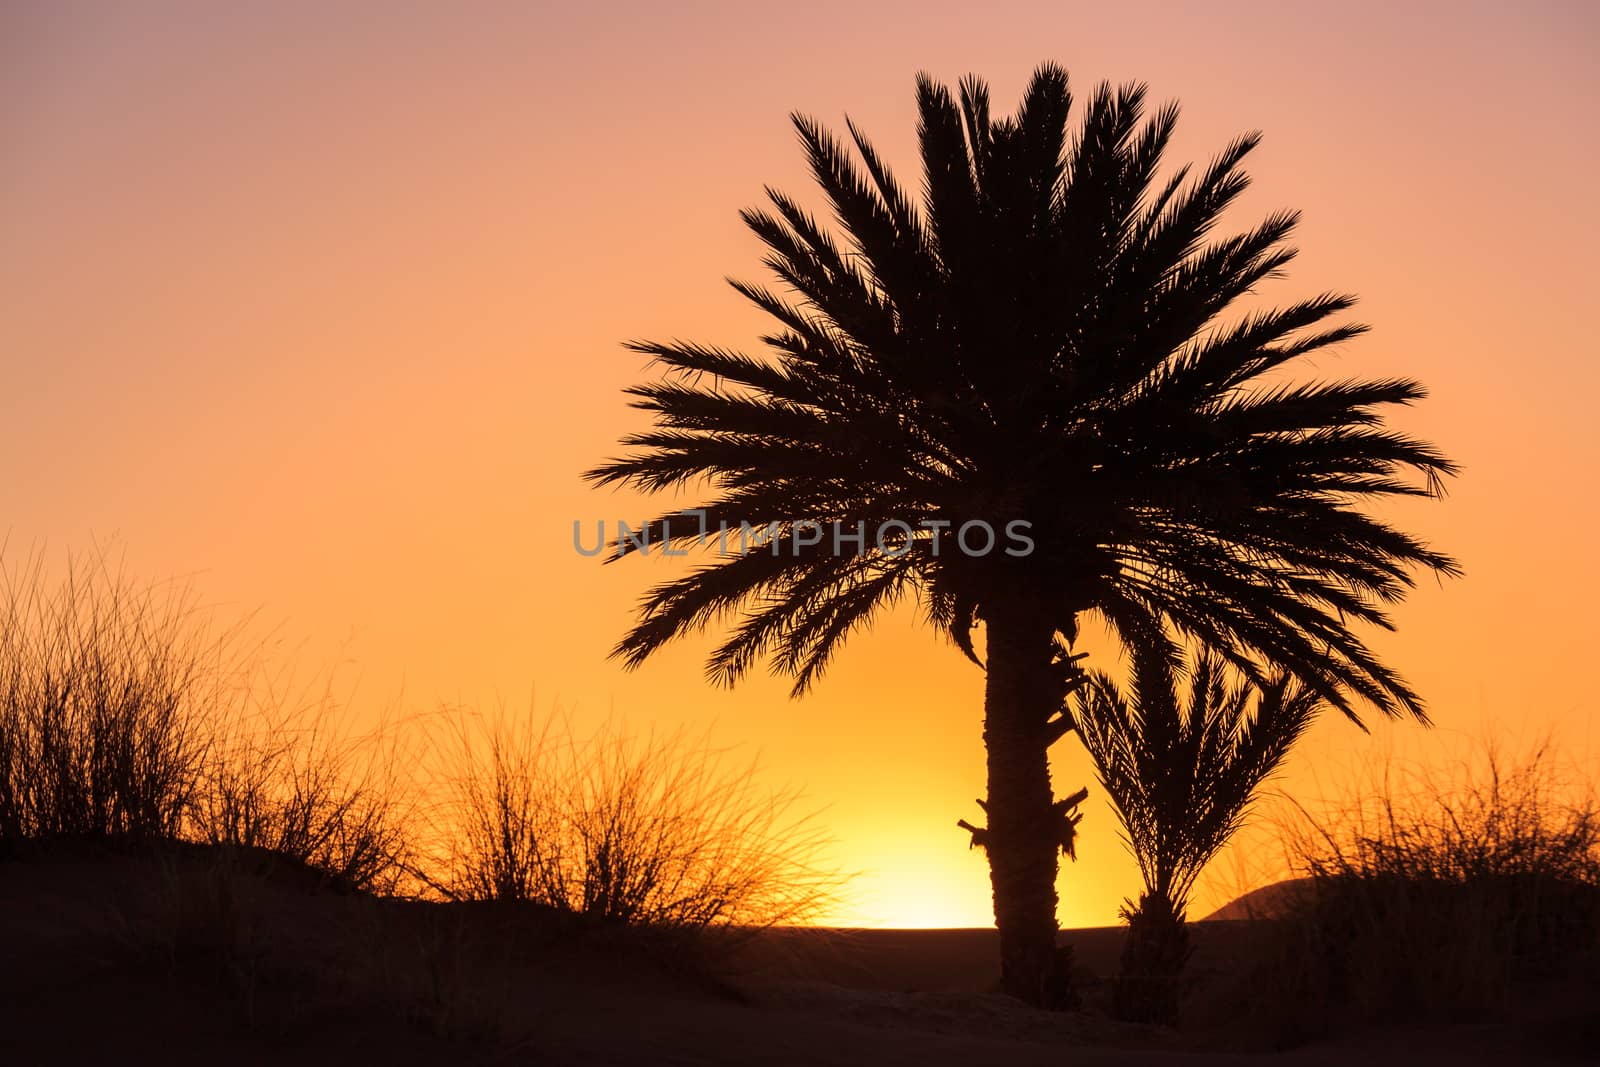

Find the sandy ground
[[2, 848, 1595, 1065]]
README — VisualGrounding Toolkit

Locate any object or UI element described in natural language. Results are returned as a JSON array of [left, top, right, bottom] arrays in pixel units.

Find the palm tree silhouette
[[1072, 637, 1322, 1023], [586, 63, 1458, 1005]]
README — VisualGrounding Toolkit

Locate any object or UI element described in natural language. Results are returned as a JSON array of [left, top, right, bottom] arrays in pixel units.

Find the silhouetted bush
[[1251, 738, 1600, 1036], [0, 549, 234, 845], [427, 708, 839, 930], [2, 548, 841, 925], [188, 689, 416, 895], [0, 548, 413, 893]]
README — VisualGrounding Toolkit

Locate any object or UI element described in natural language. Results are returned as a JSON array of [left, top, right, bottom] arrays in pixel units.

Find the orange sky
[[5, 1, 1599, 927]]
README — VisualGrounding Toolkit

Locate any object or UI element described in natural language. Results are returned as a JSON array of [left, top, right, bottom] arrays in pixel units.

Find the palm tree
[[585, 63, 1458, 1005], [1071, 638, 1323, 1023]]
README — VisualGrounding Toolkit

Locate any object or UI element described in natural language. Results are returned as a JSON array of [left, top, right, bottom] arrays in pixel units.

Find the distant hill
[[1199, 877, 1313, 922]]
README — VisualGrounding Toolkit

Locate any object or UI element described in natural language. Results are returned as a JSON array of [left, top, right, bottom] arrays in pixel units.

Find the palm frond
[[585, 63, 1458, 713], [1074, 636, 1324, 907]]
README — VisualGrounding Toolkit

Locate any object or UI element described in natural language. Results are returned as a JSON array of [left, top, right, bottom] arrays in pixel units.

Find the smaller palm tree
[[1072, 637, 1323, 1024]]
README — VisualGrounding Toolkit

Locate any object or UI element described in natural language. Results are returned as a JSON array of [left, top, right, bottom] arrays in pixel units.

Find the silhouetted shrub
[[427, 708, 839, 930], [1, 547, 840, 922], [1251, 738, 1600, 1035], [0, 547, 413, 893], [188, 688, 416, 894], [0, 549, 235, 845]]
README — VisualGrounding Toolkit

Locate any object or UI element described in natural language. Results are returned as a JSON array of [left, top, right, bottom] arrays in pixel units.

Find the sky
[[4, 1, 1599, 927]]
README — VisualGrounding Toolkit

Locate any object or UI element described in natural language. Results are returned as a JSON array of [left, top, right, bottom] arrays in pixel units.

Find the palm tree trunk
[[1114, 890, 1190, 1024], [982, 592, 1073, 1007]]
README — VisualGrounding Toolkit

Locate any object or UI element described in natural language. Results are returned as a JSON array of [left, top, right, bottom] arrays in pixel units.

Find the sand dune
[[2, 848, 1593, 1065]]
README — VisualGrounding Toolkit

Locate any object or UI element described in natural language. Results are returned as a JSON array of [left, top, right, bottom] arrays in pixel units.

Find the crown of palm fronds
[[1072, 636, 1322, 908], [587, 63, 1457, 717]]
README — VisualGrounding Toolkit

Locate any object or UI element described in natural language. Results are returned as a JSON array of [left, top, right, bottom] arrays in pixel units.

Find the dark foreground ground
[[2, 846, 1595, 1065]]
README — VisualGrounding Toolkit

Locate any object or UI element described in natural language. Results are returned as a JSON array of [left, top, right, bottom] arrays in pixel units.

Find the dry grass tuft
[[422, 706, 842, 932], [0, 547, 235, 845], [188, 680, 417, 895], [1240, 736, 1600, 1041]]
